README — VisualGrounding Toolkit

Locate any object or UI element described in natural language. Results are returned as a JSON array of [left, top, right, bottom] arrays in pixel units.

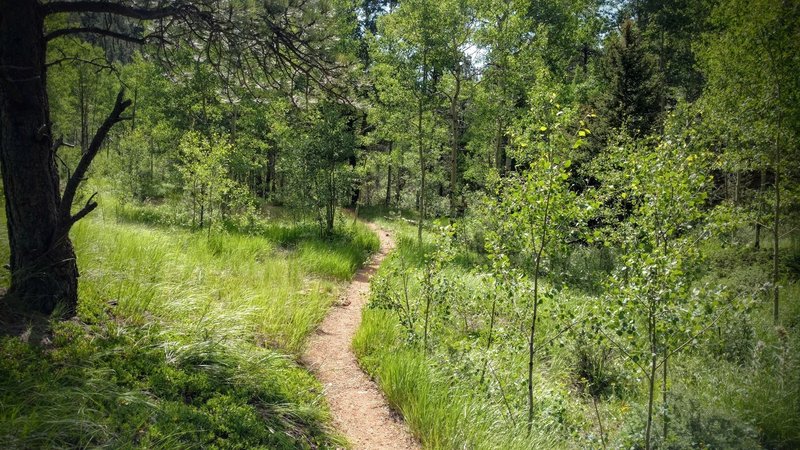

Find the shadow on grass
[[0, 316, 342, 449]]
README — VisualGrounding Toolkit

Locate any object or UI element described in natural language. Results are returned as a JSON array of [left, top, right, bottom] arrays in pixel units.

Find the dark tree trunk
[[395, 157, 402, 207], [78, 70, 89, 154], [266, 149, 277, 195], [582, 42, 589, 74], [755, 169, 765, 249], [449, 73, 461, 218], [325, 165, 335, 235], [349, 152, 359, 207], [385, 143, 392, 208], [0, 0, 79, 316]]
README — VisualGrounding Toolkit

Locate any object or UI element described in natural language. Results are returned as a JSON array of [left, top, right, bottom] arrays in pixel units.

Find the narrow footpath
[[302, 223, 420, 450]]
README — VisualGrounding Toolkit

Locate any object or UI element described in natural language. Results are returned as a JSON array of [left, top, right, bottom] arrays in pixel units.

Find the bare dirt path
[[302, 223, 419, 450]]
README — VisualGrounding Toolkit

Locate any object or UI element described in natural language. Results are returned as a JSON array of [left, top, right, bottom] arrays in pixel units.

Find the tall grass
[[355, 213, 800, 449], [0, 198, 378, 448], [73, 219, 353, 354], [354, 309, 563, 450], [352, 221, 572, 449]]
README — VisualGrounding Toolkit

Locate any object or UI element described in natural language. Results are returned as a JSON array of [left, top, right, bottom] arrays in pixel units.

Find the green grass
[[1, 321, 335, 448], [354, 212, 800, 449], [76, 215, 377, 354], [353, 220, 570, 449], [0, 198, 379, 449], [354, 309, 562, 450]]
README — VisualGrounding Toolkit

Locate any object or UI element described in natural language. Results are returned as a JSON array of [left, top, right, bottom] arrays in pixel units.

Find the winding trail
[[302, 223, 419, 450]]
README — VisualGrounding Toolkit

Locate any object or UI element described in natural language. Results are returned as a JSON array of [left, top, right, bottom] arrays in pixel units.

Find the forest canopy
[[0, 0, 798, 448]]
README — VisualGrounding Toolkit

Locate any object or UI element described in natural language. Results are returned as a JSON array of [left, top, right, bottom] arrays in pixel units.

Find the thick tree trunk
[[0, 0, 79, 315]]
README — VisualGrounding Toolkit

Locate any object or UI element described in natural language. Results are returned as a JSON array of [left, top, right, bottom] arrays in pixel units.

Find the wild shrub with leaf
[[368, 225, 457, 352], [0, 197, 382, 448], [595, 109, 729, 449], [177, 131, 255, 231], [483, 96, 587, 432], [278, 101, 358, 236]]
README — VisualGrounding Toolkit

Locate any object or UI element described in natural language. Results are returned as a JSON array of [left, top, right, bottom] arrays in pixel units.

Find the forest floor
[[302, 223, 419, 450]]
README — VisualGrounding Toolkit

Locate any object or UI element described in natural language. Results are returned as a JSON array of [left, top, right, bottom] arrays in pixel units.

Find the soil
[[302, 223, 420, 450]]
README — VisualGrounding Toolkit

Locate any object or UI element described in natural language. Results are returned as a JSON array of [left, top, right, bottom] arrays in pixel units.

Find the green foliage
[[595, 18, 664, 139], [46, 36, 120, 163], [0, 196, 383, 448], [356, 198, 800, 449], [354, 308, 561, 450], [481, 90, 590, 430], [614, 385, 762, 450], [177, 131, 256, 230], [286, 102, 359, 235], [6, 0, 800, 448], [590, 109, 733, 447], [0, 322, 336, 449]]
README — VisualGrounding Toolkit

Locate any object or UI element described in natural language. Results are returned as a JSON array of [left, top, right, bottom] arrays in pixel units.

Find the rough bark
[[0, 0, 78, 315], [0, 1, 132, 317], [0, 0, 366, 320]]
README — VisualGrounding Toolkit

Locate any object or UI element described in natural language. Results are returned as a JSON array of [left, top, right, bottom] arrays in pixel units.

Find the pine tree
[[596, 19, 663, 139]]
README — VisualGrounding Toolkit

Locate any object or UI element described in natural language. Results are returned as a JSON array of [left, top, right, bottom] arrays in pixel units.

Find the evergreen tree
[[595, 19, 663, 139], [632, 0, 715, 102]]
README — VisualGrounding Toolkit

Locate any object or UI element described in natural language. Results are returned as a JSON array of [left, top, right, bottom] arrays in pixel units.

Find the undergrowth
[[355, 211, 800, 449], [0, 197, 379, 449]]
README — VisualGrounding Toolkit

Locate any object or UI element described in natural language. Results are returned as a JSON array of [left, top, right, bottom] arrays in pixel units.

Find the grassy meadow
[[0, 196, 379, 449]]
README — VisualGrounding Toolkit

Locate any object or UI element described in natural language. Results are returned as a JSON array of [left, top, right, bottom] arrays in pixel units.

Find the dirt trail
[[302, 223, 419, 450]]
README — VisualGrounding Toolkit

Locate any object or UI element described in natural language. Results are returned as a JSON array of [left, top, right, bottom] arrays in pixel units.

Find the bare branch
[[46, 27, 145, 44], [43, 1, 192, 20], [51, 136, 75, 154], [599, 328, 651, 380], [532, 313, 586, 357], [68, 192, 99, 227], [46, 46, 121, 79], [656, 292, 749, 369], [59, 90, 131, 230]]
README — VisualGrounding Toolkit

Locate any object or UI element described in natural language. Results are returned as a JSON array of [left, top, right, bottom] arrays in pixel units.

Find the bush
[[571, 333, 625, 399]]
